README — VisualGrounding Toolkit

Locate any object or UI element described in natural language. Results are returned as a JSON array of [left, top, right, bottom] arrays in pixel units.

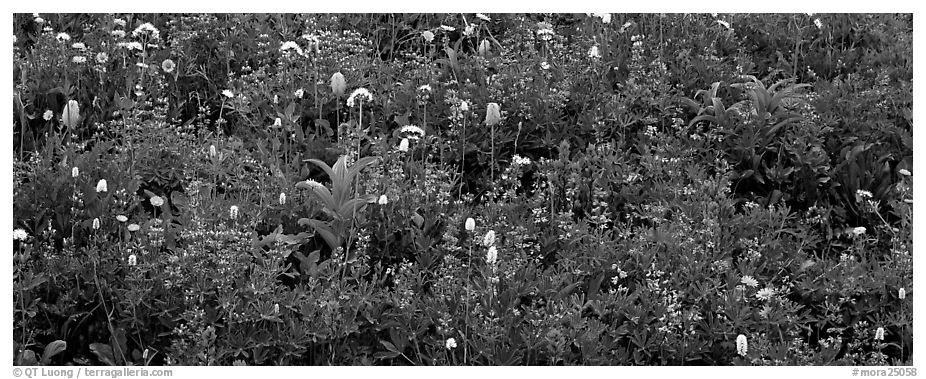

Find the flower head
[[740, 275, 759, 288], [478, 39, 491, 56], [486, 246, 498, 265], [440, 25, 455, 32], [92, 218, 101, 230], [483, 230, 496, 247], [13, 228, 29, 241], [230, 205, 239, 220], [96, 179, 108, 193], [150, 196, 164, 207], [422, 30, 435, 42], [875, 327, 885, 341], [736, 334, 748, 356], [72, 42, 86, 50], [34, 16, 45, 24], [592, 13, 611, 23], [851, 226, 867, 237], [295, 88, 304, 99], [459, 101, 469, 112], [116, 215, 128, 222], [397, 138, 410, 152], [96, 52, 109, 64], [588, 45, 601, 59], [132, 22, 160, 39], [899, 287, 906, 300], [127, 223, 140, 232], [856, 189, 873, 199], [209, 144, 217, 158], [72, 56, 87, 64], [465, 217, 476, 232], [128, 254, 137, 266], [347, 88, 373, 107], [330, 72, 346, 97], [273, 94, 279, 104], [62, 100, 80, 128], [71, 167, 79, 178], [161, 59, 175, 73], [400, 125, 426, 139], [899, 168, 912, 176], [111, 30, 126, 38], [476, 13, 491, 22], [113, 18, 126, 27], [756, 287, 775, 301], [814, 19, 823, 29], [377, 194, 388, 205], [279, 192, 287, 205], [56, 32, 71, 42], [445, 338, 457, 349], [485, 103, 501, 126], [464, 24, 476, 36], [222, 89, 234, 99], [280, 40, 304, 56], [43, 110, 54, 121]]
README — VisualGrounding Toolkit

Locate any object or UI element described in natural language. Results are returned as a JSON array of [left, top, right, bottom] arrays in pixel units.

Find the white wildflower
[[347, 88, 373, 107]]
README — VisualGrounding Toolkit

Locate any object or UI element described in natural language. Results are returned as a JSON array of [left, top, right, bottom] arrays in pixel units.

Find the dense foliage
[[13, 13, 912, 366]]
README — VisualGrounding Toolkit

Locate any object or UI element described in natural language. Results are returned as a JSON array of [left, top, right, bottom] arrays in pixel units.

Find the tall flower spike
[[736, 334, 748, 356], [62, 100, 80, 128], [485, 103, 501, 126], [330, 72, 346, 97]]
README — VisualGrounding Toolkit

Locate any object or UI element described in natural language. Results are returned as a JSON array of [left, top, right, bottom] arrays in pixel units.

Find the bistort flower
[[96, 179, 108, 193], [465, 217, 476, 232], [116, 215, 128, 222], [279, 192, 287, 205], [899, 287, 906, 300], [330, 72, 346, 97], [127, 224, 140, 232], [483, 230, 496, 247], [875, 327, 885, 341], [128, 254, 137, 266], [230, 205, 239, 220], [485, 103, 501, 126], [92, 218, 101, 230], [71, 167, 79, 178], [486, 246, 498, 265], [736, 334, 748, 356]]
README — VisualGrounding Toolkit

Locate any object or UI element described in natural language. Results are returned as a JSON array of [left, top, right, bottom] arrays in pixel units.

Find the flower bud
[[465, 217, 475, 232], [330, 72, 346, 97], [62, 100, 80, 128], [485, 102, 501, 126]]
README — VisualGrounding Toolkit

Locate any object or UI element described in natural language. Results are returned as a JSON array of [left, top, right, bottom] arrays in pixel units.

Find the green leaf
[[42, 340, 67, 363], [90, 343, 116, 366]]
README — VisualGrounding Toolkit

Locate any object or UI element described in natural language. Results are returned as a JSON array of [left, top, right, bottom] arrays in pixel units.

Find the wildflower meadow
[[11, 13, 913, 367]]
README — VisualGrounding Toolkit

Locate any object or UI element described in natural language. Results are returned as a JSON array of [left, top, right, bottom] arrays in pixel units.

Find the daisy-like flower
[[56, 32, 71, 42], [150, 196, 164, 207], [72, 42, 86, 50], [294, 88, 304, 99], [736, 334, 748, 356], [43, 110, 54, 121], [330, 72, 346, 97], [279, 192, 287, 205], [588, 45, 601, 59], [127, 254, 137, 266], [96, 179, 108, 193], [899, 168, 912, 176], [116, 215, 128, 222], [400, 125, 426, 139], [899, 287, 906, 300], [92, 218, 101, 230], [13, 228, 29, 241], [377, 195, 388, 205], [485, 103, 501, 126], [486, 246, 498, 265], [422, 30, 435, 42], [96, 52, 109, 64], [756, 287, 775, 301], [127, 223, 140, 232], [346, 88, 373, 107], [114, 18, 127, 27], [397, 138, 410, 152], [740, 275, 759, 288], [440, 25, 455, 32], [229, 205, 239, 220], [483, 230, 496, 247], [222, 89, 234, 99], [111, 30, 126, 38], [875, 327, 885, 341], [465, 217, 476, 232], [445, 338, 457, 349], [71, 167, 79, 178], [72, 56, 86, 64], [476, 13, 491, 22], [161, 59, 175, 73], [280, 41, 304, 56]]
